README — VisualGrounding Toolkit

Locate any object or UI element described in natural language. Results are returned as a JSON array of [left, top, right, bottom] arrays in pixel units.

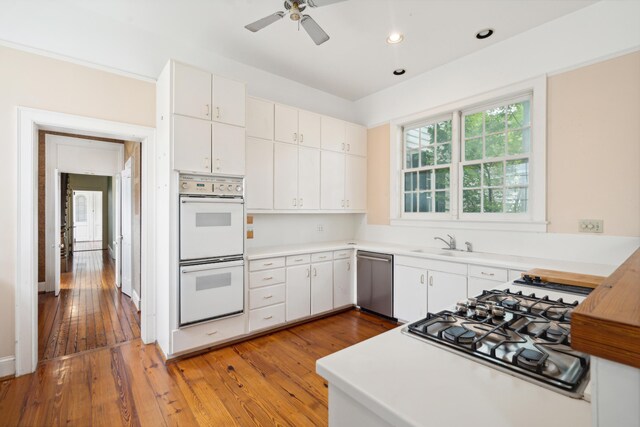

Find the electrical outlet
[[317, 224, 324, 232], [578, 219, 603, 233]]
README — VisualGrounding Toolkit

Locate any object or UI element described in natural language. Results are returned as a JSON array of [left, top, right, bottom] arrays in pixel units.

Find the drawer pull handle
[[207, 331, 218, 336], [264, 315, 273, 320], [295, 258, 304, 262], [481, 272, 495, 276], [263, 276, 273, 280], [263, 262, 273, 266], [319, 256, 327, 259], [420, 274, 425, 284], [263, 295, 273, 299]]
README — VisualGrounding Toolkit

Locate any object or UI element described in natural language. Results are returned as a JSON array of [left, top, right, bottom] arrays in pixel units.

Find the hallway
[[38, 250, 140, 361]]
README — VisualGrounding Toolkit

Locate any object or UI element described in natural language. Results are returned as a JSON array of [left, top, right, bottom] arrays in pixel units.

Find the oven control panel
[[179, 174, 243, 197]]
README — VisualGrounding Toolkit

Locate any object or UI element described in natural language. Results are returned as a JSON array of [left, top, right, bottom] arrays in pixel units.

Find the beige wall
[[0, 45, 155, 359], [367, 124, 391, 225], [547, 52, 640, 236], [367, 51, 640, 237]]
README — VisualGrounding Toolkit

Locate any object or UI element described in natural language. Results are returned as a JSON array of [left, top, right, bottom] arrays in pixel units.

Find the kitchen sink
[[411, 249, 505, 261]]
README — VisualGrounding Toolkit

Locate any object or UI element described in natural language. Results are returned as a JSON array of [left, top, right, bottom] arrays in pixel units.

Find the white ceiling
[[0, 0, 597, 100]]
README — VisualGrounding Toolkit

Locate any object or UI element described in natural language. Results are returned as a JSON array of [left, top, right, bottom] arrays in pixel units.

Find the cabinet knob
[[216, 106, 221, 119], [429, 276, 434, 287], [293, 198, 297, 207], [293, 132, 297, 142], [205, 104, 210, 117], [299, 198, 303, 207], [420, 274, 425, 284], [347, 262, 351, 271]]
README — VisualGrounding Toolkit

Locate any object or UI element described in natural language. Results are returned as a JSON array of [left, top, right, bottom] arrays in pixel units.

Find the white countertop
[[246, 240, 616, 277], [316, 325, 591, 427]]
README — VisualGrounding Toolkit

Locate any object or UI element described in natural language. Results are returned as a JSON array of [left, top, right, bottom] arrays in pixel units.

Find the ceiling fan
[[244, 0, 347, 45]]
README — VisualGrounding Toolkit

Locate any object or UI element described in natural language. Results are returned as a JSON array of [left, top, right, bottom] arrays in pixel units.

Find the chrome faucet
[[434, 234, 456, 250], [465, 241, 473, 252]]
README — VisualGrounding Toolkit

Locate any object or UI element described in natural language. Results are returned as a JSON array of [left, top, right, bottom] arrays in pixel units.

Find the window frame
[[389, 76, 547, 232]]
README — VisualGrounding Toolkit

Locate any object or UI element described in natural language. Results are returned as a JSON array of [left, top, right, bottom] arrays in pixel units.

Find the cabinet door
[[345, 123, 367, 157], [345, 155, 367, 210], [311, 262, 333, 315], [274, 104, 299, 144], [273, 143, 299, 210], [321, 116, 346, 152], [298, 110, 321, 148], [172, 115, 211, 173], [333, 258, 354, 308], [173, 62, 212, 120], [320, 151, 345, 209], [245, 138, 273, 209], [298, 147, 320, 210], [394, 265, 427, 323], [428, 271, 467, 313], [212, 122, 245, 175], [212, 75, 246, 127], [246, 97, 274, 140], [286, 264, 311, 321]]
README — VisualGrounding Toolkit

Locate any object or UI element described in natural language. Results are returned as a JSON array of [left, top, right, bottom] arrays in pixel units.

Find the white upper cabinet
[[321, 116, 346, 152], [274, 142, 299, 210], [212, 122, 245, 176], [298, 110, 321, 148], [297, 147, 320, 210], [345, 123, 367, 157], [274, 104, 299, 144], [345, 155, 367, 210], [320, 150, 345, 209], [172, 115, 211, 174], [245, 138, 274, 210], [173, 62, 212, 120], [212, 75, 246, 127], [246, 97, 274, 140]]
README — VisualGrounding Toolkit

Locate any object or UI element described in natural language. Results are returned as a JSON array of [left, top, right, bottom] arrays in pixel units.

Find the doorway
[[73, 190, 103, 251]]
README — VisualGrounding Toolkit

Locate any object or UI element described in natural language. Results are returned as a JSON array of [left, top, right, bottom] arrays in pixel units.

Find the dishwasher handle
[[356, 254, 392, 263]]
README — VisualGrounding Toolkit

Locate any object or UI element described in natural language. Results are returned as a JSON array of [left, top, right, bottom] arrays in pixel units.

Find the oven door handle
[[181, 260, 244, 274], [181, 198, 243, 204]]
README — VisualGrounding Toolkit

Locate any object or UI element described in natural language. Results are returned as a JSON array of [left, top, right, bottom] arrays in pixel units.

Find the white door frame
[[16, 107, 156, 376]]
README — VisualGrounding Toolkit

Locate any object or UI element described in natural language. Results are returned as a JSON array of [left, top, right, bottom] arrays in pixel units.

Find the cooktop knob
[[181, 182, 188, 189], [219, 184, 225, 191], [227, 184, 233, 191]]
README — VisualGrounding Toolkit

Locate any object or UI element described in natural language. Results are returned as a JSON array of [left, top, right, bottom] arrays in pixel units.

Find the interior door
[[54, 169, 61, 296], [73, 191, 89, 241], [121, 165, 133, 297], [92, 191, 103, 244], [114, 173, 121, 288]]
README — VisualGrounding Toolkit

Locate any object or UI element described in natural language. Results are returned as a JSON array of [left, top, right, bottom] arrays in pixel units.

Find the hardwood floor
[[38, 250, 140, 361], [1, 310, 397, 427], [74, 240, 103, 251]]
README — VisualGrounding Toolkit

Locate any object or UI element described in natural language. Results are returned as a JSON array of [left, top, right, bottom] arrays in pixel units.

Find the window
[[76, 195, 87, 222]]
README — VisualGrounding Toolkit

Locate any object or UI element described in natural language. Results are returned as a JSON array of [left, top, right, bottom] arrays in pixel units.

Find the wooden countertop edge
[[571, 248, 640, 369]]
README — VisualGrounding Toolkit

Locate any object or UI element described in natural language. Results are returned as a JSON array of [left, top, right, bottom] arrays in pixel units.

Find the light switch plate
[[579, 219, 603, 233]]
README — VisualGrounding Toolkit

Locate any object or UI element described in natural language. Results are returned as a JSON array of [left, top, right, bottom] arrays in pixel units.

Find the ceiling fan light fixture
[[476, 28, 494, 40], [386, 32, 404, 44]]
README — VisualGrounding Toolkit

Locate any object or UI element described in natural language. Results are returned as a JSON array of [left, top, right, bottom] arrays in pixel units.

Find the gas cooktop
[[403, 288, 591, 398]]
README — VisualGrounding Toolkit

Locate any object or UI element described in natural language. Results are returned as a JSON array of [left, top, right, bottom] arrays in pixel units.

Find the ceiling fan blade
[[300, 15, 330, 45], [245, 11, 285, 32], [306, 0, 347, 7]]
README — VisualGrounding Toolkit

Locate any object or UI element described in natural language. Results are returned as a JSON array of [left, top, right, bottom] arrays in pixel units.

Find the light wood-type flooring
[[73, 240, 103, 251], [38, 250, 140, 361], [0, 310, 396, 426]]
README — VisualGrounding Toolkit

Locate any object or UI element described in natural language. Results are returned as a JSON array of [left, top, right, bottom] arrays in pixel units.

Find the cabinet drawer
[[333, 250, 352, 260], [249, 304, 285, 332], [468, 265, 508, 282], [468, 277, 503, 298], [250, 284, 286, 310], [311, 252, 333, 262], [509, 269, 526, 282], [249, 268, 285, 289], [172, 314, 246, 355], [250, 257, 285, 272], [286, 254, 311, 266]]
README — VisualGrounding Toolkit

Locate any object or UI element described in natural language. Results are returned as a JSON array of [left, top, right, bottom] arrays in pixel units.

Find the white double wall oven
[[179, 174, 245, 326]]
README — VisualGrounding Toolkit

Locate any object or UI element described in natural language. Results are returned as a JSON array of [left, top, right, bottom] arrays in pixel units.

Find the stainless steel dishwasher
[[356, 251, 394, 318]]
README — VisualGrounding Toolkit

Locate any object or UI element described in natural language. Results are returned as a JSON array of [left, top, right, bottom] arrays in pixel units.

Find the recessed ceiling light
[[393, 68, 406, 76], [476, 28, 494, 40], [387, 32, 404, 44]]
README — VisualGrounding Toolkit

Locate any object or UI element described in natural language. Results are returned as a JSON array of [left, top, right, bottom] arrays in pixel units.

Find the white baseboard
[[0, 356, 15, 378], [38, 281, 46, 293], [108, 244, 115, 259], [132, 289, 141, 311]]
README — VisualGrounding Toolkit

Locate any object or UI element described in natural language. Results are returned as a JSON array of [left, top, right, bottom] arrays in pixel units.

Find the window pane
[[404, 172, 417, 191], [507, 128, 530, 155], [436, 120, 452, 143], [506, 159, 529, 186], [435, 168, 449, 190], [485, 133, 506, 158], [411, 193, 417, 212], [507, 101, 530, 129], [483, 161, 504, 187], [463, 164, 481, 188], [465, 112, 483, 137], [463, 190, 481, 213], [435, 191, 449, 213], [406, 128, 420, 150], [505, 187, 528, 213], [418, 171, 431, 190], [465, 137, 483, 161], [411, 152, 420, 168], [483, 188, 503, 213], [419, 192, 432, 212], [404, 193, 412, 212], [421, 125, 434, 145], [436, 143, 451, 165], [485, 107, 506, 133], [420, 146, 434, 166]]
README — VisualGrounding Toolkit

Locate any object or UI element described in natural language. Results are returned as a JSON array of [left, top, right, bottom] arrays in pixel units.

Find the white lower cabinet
[[394, 265, 427, 323], [427, 271, 467, 313], [311, 261, 333, 314], [249, 304, 285, 332], [468, 276, 502, 298], [333, 257, 354, 308], [286, 264, 311, 321], [172, 314, 246, 355]]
